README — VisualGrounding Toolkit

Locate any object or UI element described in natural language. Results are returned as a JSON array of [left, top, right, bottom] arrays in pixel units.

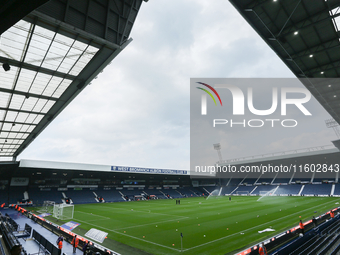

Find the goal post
[[236, 191, 249, 196], [53, 204, 74, 220]]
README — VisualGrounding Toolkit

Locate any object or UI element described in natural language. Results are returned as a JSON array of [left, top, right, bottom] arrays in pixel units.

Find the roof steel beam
[[0, 56, 77, 80], [0, 107, 46, 116], [0, 87, 58, 101]]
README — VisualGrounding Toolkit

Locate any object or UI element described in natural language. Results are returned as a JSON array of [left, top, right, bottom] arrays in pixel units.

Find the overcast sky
[[18, 0, 338, 170]]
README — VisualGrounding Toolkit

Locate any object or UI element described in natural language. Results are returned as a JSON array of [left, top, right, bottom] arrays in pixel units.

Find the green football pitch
[[43, 196, 340, 255]]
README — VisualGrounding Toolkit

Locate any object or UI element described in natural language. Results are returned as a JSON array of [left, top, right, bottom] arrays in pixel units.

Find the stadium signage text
[[111, 166, 188, 175]]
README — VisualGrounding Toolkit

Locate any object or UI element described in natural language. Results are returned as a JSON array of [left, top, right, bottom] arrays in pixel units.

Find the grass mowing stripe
[[113, 218, 188, 231], [182, 198, 336, 251], [76, 211, 110, 219], [77, 198, 335, 252], [65, 197, 340, 255], [72, 217, 181, 252], [82, 205, 189, 218]]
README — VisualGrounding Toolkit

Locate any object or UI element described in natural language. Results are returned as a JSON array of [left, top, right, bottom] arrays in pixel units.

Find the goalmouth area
[[32, 196, 340, 255]]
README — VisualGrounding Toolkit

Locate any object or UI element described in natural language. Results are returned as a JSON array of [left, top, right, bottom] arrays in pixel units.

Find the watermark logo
[[196, 82, 222, 115], [196, 82, 312, 128]]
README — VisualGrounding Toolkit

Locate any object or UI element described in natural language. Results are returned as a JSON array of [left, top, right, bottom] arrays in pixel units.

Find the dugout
[[11, 206, 118, 255]]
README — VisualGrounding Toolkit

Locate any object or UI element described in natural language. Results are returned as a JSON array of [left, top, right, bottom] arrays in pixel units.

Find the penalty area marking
[[182, 199, 336, 252], [75, 211, 110, 220], [113, 218, 186, 231], [73, 218, 180, 252], [94, 205, 189, 219], [73, 199, 335, 252]]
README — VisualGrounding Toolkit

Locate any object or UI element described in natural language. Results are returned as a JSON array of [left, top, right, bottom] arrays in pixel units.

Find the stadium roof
[[18, 159, 190, 176], [219, 144, 339, 166], [0, 0, 144, 160], [229, 0, 340, 125], [217, 147, 340, 179]]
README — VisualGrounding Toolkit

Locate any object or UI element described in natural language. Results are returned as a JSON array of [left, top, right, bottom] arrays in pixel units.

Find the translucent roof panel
[[32, 99, 54, 113], [0, 109, 4, 117], [8, 94, 25, 110], [52, 80, 72, 98], [0, 17, 100, 157], [0, 66, 19, 90], [29, 72, 54, 95], [69, 45, 98, 76], [0, 93, 11, 108], [41, 76, 64, 97], [4, 111, 17, 122], [15, 68, 38, 93], [0, 21, 32, 62]]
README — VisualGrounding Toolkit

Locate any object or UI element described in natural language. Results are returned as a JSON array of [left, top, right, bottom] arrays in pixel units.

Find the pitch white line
[[182, 199, 336, 251], [73, 218, 180, 252], [113, 218, 185, 231], [75, 211, 110, 219], [76, 197, 334, 252], [88, 205, 189, 219]]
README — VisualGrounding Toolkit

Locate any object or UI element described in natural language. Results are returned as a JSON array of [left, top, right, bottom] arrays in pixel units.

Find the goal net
[[37, 201, 55, 214], [236, 191, 249, 196], [53, 204, 74, 220]]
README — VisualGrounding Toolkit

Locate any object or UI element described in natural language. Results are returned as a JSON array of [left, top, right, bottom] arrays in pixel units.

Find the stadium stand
[[162, 189, 182, 198], [97, 189, 125, 202], [314, 172, 337, 182], [219, 178, 230, 186], [221, 186, 238, 195], [151, 189, 168, 199], [251, 185, 278, 195], [8, 187, 28, 204], [275, 184, 303, 195], [120, 189, 143, 201], [179, 187, 199, 197], [0, 240, 5, 255], [291, 178, 311, 183], [27, 188, 63, 205], [240, 177, 256, 185], [138, 189, 157, 199], [225, 178, 243, 186], [333, 183, 340, 196], [0, 213, 25, 255], [232, 185, 255, 195], [276, 215, 340, 255], [301, 184, 332, 196], [313, 178, 325, 183], [272, 178, 291, 184], [63, 190, 97, 204], [201, 186, 217, 193], [0, 187, 8, 203], [3, 163, 340, 255], [255, 178, 272, 184]]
